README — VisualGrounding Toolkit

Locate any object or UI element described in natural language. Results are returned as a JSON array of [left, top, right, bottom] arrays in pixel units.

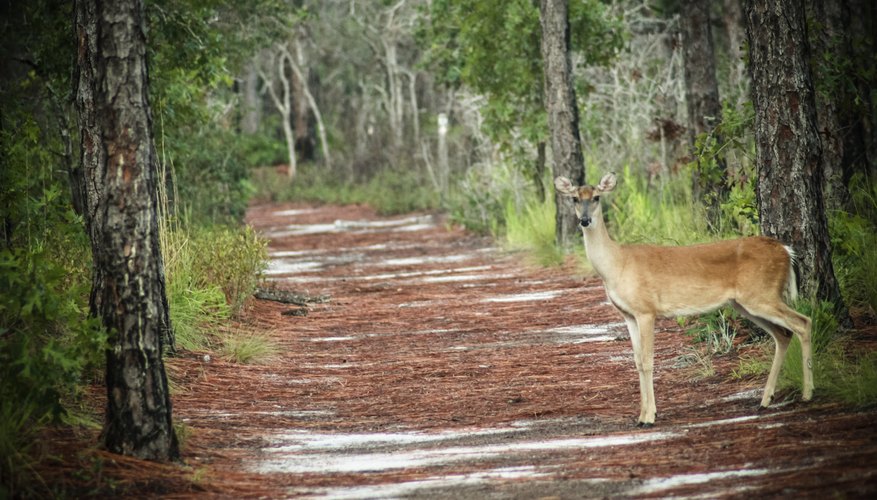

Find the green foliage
[[219, 331, 280, 364], [1, 100, 107, 496], [604, 167, 713, 246], [149, 0, 288, 224], [190, 225, 268, 315], [504, 193, 564, 267], [419, 0, 622, 168], [829, 174, 877, 315], [447, 161, 531, 235], [0, 249, 107, 496], [251, 165, 441, 216]]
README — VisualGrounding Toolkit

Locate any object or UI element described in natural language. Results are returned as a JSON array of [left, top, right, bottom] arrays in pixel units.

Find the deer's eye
[[572, 197, 579, 203], [593, 195, 600, 202]]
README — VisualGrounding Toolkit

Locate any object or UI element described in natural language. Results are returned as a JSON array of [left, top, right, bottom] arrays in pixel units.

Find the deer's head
[[554, 172, 617, 228]]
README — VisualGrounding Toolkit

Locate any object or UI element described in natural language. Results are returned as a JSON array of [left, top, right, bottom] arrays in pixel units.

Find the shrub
[[0, 248, 107, 497]]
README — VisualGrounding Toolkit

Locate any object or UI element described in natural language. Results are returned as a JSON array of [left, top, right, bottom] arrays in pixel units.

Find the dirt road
[[170, 203, 877, 498]]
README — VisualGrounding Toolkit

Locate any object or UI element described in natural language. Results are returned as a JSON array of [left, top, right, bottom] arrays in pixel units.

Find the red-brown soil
[[39, 203, 877, 498]]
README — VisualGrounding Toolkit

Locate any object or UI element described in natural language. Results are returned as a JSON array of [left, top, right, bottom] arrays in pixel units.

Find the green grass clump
[[219, 331, 280, 364], [189, 225, 267, 316], [162, 223, 267, 352], [504, 194, 564, 266]]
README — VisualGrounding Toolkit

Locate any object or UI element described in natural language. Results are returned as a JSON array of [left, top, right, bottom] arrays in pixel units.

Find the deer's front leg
[[635, 314, 657, 426], [621, 312, 649, 426]]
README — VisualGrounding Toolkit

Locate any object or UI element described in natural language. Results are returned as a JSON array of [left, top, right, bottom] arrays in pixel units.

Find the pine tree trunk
[[745, 0, 850, 325], [74, 0, 180, 461], [540, 0, 586, 248], [807, 0, 863, 213], [680, 0, 727, 227]]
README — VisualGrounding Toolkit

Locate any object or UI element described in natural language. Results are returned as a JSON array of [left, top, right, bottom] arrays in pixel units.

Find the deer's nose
[[580, 216, 591, 228]]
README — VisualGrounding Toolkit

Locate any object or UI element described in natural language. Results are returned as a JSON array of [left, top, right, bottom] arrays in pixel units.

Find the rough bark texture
[[745, 0, 849, 324], [540, 0, 585, 248], [847, 0, 877, 180], [680, 0, 727, 226], [74, 0, 180, 460], [807, 0, 863, 212]]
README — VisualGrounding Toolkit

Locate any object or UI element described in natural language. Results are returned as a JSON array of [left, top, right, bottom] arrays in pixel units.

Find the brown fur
[[555, 173, 813, 426]]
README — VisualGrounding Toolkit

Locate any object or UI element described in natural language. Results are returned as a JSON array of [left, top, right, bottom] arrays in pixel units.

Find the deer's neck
[[582, 213, 621, 281]]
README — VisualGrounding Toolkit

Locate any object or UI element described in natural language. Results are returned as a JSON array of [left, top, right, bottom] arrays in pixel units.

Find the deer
[[554, 172, 813, 427]]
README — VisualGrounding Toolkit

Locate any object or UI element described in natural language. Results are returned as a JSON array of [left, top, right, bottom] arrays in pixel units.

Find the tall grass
[[829, 174, 877, 316], [503, 194, 564, 266]]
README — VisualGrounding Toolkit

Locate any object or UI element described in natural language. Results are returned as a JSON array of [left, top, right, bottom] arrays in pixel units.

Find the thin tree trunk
[[680, 0, 727, 228], [74, 0, 179, 460], [745, 0, 850, 326], [240, 61, 261, 135], [290, 40, 316, 162], [260, 48, 297, 179], [287, 43, 331, 168], [540, 0, 586, 248]]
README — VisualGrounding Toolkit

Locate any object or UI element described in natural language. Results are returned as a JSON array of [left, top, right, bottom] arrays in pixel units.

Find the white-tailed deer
[[555, 172, 812, 426]]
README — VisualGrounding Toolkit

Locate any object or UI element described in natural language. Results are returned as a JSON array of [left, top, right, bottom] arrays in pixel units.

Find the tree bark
[[74, 0, 180, 460], [680, 0, 727, 227], [847, 0, 877, 180], [540, 0, 586, 248], [807, 0, 863, 213], [240, 61, 262, 135], [745, 0, 850, 325]]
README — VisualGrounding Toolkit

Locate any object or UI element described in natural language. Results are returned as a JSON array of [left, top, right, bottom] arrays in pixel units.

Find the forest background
[[2, 0, 877, 495]]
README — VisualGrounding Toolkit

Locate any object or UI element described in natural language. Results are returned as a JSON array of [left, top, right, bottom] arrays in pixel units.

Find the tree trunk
[[745, 0, 850, 326], [540, 0, 586, 248], [847, 0, 877, 180], [74, 0, 180, 460], [240, 61, 262, 135], [807, 0, 863, 213], [680, 0, 727, 227], [534, 141, 547, 202], [290, 42, 316, 163], [722, 0, 747, 97]]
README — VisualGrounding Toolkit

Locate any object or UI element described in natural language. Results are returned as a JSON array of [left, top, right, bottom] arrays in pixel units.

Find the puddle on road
[[482, 290, 563, 303], [265, 259, 324, 275], [273, 208, 319, 217], [309, 467, 549, 500], [547, 322, 626, 343], [266, 216, 436, 238], [372, 253, 477, 267], [253, 428, 678, 474], [628, 468, 772, 496]]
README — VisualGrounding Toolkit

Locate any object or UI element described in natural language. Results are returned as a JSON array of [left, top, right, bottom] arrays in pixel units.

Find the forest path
[[172, 202, 877, 498]]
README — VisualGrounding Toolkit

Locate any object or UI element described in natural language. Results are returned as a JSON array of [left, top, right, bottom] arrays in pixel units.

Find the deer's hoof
[[636, 421, 654, 428]]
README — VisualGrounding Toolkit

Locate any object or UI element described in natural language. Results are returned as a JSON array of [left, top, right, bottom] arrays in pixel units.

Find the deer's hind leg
[[732, 300, 812, 406]]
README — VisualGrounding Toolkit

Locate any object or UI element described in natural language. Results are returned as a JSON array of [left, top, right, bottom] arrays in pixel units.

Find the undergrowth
[[161, 222, 269, 356], [250, 164, 440, 216]]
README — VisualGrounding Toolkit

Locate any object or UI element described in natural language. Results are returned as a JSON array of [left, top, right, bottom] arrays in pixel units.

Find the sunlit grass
[[503, 194, 564, 266]]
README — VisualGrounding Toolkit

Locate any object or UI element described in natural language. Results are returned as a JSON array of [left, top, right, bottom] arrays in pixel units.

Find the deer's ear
[[554, 176, 578, 196], [596, 172, 617, 193]]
